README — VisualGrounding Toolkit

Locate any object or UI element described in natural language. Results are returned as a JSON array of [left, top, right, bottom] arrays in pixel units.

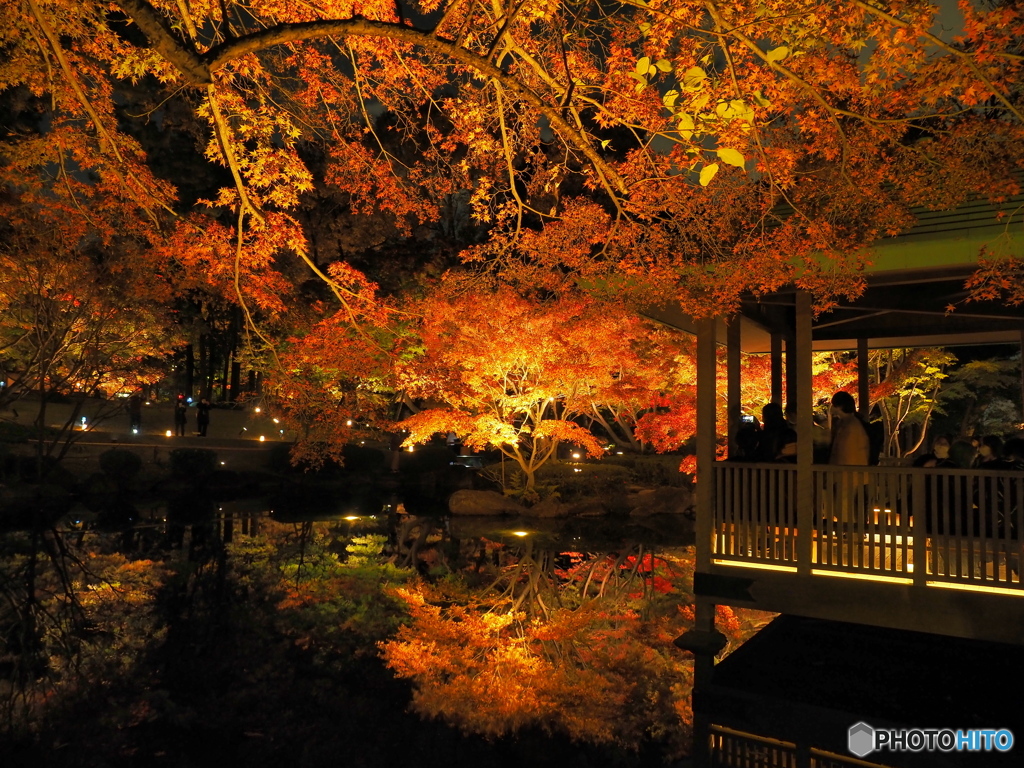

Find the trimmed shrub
[[0, 421, 32, 444], [341, 443, 387, 472], [98, 448, 143, 484], [169, 447, 218, 479]]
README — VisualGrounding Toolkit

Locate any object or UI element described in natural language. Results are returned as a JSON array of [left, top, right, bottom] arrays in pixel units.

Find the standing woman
[[196, 398, 211, 437]]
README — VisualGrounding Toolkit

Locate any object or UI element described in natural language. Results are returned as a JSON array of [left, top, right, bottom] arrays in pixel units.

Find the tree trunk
[[185, 342, 195, 399]]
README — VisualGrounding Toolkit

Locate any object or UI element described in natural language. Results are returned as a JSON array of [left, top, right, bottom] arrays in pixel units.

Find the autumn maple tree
[[397, 287, 621, 492], [1, 0, 1022, 468], [4, 0, 1022, 305], [0, 194, 180, 467]]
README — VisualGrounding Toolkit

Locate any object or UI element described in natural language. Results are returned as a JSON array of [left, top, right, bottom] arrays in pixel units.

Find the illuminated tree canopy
[[2, 0, 1023, 456]]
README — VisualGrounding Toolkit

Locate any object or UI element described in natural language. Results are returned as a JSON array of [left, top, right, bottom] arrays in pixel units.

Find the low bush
[[535, 461, 632, 501], [169, 447, 218, 479], [605, 454, 689, 487], [98, 448, 143, 484], [0, 421, 32, 444]]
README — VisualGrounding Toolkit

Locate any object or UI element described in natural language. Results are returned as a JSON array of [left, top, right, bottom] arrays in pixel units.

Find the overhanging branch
[[118, 0, 212, 85], [114, 1, 627, 194]]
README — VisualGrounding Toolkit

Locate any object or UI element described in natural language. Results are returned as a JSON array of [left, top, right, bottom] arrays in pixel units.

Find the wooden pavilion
[[650, 193, 1024, 766]]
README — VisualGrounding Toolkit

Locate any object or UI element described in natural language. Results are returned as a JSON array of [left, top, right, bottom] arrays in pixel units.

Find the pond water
[[1, 493, 709, 767], [4, 494, 1018, 768]]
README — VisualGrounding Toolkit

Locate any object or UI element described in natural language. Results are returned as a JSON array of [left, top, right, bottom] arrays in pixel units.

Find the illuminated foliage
[[1, 0, 1020, 351], [397, 286, 697, 491]]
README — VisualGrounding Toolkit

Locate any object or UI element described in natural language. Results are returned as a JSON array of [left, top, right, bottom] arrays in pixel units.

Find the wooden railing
[[713, 463, 1024, 593], [707, 724, 889, 768]]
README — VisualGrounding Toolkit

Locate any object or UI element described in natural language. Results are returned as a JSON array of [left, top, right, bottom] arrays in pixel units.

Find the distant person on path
[[127, 393, 143, 433], [196, 398, 211, 437], [389, 430, 406, 473], [174, 400, 188, 437]]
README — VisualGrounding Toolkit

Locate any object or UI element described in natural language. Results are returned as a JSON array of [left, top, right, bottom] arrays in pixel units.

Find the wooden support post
[[696, 316, 718, 574], [912, 472, 927, 587], [858, 337, 870, 419], [785, 331, 798, 414], [796, 290, 814, 575], [1020, 330, 1024, 426], [727, 317, 741, 456], [771, 331, 783, 405], [674, 316, 727, 691]]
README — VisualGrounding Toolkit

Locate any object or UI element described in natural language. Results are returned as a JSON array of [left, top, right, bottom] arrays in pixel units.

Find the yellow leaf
[[681, 66, 706, 90], [699, 163, 719, 186], [717, 147, 745, 168], [766, 46, 790, 63]]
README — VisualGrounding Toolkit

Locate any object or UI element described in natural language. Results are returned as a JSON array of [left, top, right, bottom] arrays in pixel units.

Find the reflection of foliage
[[231, 521, 412, 656], [381, 542, 770, 756], [0, 532, 168, 731], [3, 517, 771, 761]]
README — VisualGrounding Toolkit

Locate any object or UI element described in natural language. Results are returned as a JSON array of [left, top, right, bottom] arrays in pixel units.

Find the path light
[[254, 407, 261, 413], [344, 515, 359, 521], [165, 430, 172, 437], [512, 531, 529, 537], [273, 418, 279, 423], [259, 435, 266, 442], [220, 461, 225, 465], [407, 445, 414, 452], [573, 468, 582, 473], [571, 452, 580, 460], [346, 419, 353, 426]]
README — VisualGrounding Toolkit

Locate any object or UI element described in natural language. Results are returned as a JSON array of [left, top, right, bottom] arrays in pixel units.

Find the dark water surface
[[1, 495, 699, 768], [4, 493, 1021, 768]]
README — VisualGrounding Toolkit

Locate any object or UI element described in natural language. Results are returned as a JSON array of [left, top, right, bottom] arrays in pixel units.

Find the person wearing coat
[[828, 391, 870, 530], [196, 398, 211, 437]]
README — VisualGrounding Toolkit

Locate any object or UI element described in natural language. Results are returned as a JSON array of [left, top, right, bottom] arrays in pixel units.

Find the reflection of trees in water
[[0, 520, 168, 729], [0, 508, 766, 759], [380, 537, 701, 753]]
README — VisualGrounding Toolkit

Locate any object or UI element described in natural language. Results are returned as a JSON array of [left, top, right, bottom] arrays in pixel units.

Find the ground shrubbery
[[98, 448, 143, 484], [169, 447, 219, 478], [483, 453, 690, 501]]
